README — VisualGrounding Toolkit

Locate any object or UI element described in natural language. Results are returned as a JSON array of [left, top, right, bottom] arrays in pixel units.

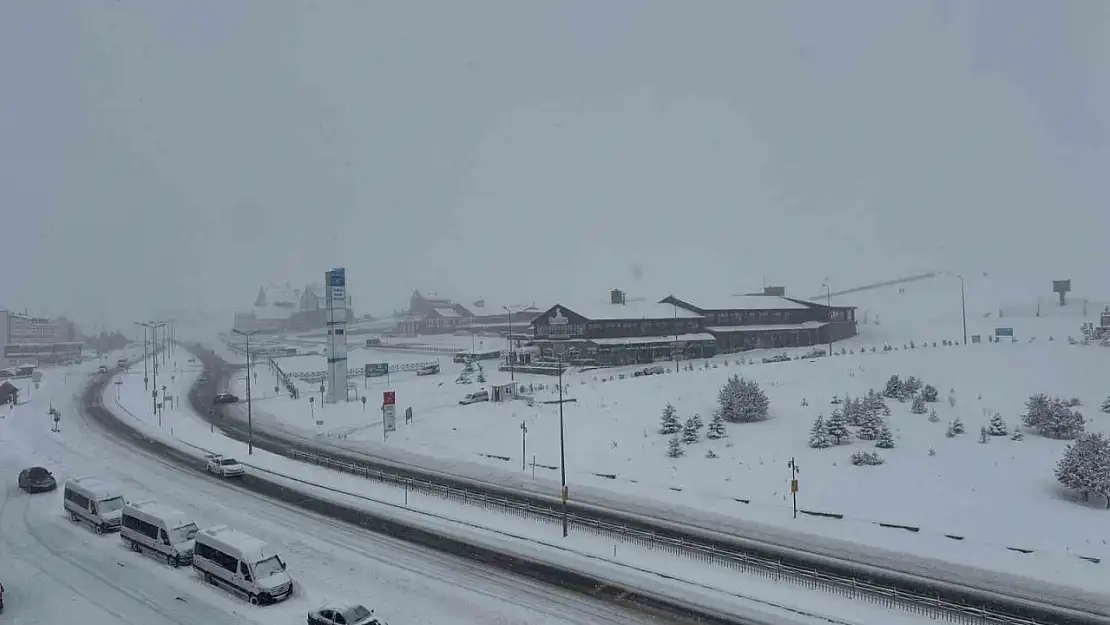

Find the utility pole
[[823, 283, 833, 356], [520, 420, 528, 471], [551, 354, 573, 537], [958, 274, 968, 345], [134, 322, 150, 391], [788, 457, 800, 519], [233, 328, 259, 455]]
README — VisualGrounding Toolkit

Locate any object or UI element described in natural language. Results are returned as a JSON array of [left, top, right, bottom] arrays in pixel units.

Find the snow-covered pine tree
[[1011, 429, 1025, 441], [875, 424, 895, 449], [842, 396, 862, 426], [951, 416, 965, 435], [682, 416, 700, 443], [1101, 396, 1110, 414], [883, 375, 902, 399], [666, 435, 685, 458], [825, 409, 851, 444], [1022, 393, 1052, 431], [857, 412, 883, 440], [1055, 432, 1110, 503], [945, 421, 958, 437], [988, 413, 1008, 436], [706, 412, 726, 439], [928, 409, 940, 423], [659, 403, 681, 435], [921, 384, 939, 402], [901, 376, 923, 399], [690, 412, 704, 431], [979, 426, 989, 443], [911, 394, 927, 414], [850, 450, 885, 466], [705, 449, 718, 459], [718, 375, 770, 423], [808, 415, 832, 448]]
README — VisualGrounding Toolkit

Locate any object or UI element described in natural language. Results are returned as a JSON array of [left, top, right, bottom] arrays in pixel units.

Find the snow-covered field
[[1, 352, 693, 625], [108, 350, 935, 625], [212, 273, 1110, 598]]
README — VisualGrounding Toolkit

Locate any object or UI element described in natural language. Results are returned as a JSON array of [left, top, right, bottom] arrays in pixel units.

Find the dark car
[[213, 393, 239, 404], [18, 466, 57, 494], [308, 603, 385, 625]]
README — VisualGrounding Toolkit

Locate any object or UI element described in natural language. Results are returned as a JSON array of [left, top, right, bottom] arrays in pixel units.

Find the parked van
[[63, 476, 124, 534], [192, 524, 292, 605], [120, 500, 198, 567]]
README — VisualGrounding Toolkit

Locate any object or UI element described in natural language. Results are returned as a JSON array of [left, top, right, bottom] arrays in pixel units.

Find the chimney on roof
[[610, 289, 625, 305]]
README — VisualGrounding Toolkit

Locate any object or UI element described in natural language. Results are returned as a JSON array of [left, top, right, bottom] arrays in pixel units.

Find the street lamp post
[[233, 328, 259, 455], [550, 354, 571, 537], [957, 274, 967, 345], [134, 322, 150, 391], [503, 306, 516, 381], [823, 283, 833, 356]]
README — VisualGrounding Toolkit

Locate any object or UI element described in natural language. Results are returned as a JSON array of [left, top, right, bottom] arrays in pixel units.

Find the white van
[[63, 476, 124, 534], [120, 500, 198, 567], [192, 524, 292, 605]]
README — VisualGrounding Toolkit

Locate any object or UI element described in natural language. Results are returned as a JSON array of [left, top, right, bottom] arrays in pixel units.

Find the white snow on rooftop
[[433, 307, 461, 318], [671, 294, 812, 311], [554, 301, 704, 321]]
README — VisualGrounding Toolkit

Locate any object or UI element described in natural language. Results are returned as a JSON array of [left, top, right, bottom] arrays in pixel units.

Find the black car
[[18, 466, 57, 493], [213, 393, 239, 404]]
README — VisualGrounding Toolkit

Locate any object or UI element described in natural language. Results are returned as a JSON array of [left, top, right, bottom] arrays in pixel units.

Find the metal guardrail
[[285, 449, 1038, 625], [189, 343, 1105, 625]]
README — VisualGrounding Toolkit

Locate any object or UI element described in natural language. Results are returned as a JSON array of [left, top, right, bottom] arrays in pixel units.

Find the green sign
[[364, 363, 389, 378]]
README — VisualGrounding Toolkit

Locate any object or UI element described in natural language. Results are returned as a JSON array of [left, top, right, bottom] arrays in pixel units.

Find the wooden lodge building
[[530, 289, 856, 366]]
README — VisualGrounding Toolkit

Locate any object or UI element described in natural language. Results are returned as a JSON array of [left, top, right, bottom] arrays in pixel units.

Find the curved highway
[[0, 356, 688, 625]]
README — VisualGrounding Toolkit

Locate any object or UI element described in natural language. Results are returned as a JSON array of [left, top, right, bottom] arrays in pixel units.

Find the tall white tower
[[325, 267, 347, 403]]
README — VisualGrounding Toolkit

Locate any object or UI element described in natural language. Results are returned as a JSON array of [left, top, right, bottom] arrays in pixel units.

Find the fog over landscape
[[2, 1, 1108, 327]]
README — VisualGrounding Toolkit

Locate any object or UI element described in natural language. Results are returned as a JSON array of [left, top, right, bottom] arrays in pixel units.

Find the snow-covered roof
[[669, 294, 812, 311], [466, 300, 541, 318], [433, 307, 461, 318], [589, 332, 716, 346], [706, 321, 827, 333], [556, 301, 704, 321]]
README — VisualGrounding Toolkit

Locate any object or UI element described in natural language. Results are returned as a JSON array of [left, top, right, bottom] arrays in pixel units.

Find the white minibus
[[120, 500, 198, 567], [63, 476, 124, 534], [192, 524, 293, 605]]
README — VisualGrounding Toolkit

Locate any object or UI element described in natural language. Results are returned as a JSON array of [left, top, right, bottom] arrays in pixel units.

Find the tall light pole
[[134, 322, 150, 391], [552, 353, 571, 537], [956, 274, 967, 345], [503, 306, 516, 381], [136, 321, 166, 413], [822, 282, 833, 355], [233, 328, 259, 455]]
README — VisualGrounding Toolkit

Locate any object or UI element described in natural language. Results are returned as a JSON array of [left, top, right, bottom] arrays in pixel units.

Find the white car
[[205, 454, 245, 478]]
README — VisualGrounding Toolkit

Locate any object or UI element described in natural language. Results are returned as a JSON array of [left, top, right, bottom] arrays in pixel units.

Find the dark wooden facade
[[530, 295, 857, 366]]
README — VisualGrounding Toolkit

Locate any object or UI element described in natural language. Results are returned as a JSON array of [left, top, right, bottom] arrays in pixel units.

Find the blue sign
[[364, 363, 389, 378], [995, 327, 1014, 337], [328, 268, 345, 287]]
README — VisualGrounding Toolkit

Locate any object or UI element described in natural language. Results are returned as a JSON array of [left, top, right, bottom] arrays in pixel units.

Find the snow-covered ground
[[1, 353, 693, 625], [108, 350, 937, 625], [211, 273, 1110, 600]]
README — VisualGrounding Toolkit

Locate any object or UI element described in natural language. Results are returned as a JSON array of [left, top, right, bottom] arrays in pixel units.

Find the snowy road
[[0, 367, 680, 625]]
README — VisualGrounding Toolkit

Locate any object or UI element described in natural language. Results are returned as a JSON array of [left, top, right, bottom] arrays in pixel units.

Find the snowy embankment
[[103, 352, 938, 625]]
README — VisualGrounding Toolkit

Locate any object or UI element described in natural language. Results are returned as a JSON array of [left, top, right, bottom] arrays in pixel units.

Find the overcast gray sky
[[1, 0, 1108, 328]]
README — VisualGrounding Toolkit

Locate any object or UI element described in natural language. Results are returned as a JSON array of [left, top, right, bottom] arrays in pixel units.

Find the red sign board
[[383, 391, 396, 406]]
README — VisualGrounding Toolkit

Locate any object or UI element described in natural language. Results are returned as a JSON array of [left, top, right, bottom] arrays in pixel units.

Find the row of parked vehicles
[[13, 467, 386, 624]]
